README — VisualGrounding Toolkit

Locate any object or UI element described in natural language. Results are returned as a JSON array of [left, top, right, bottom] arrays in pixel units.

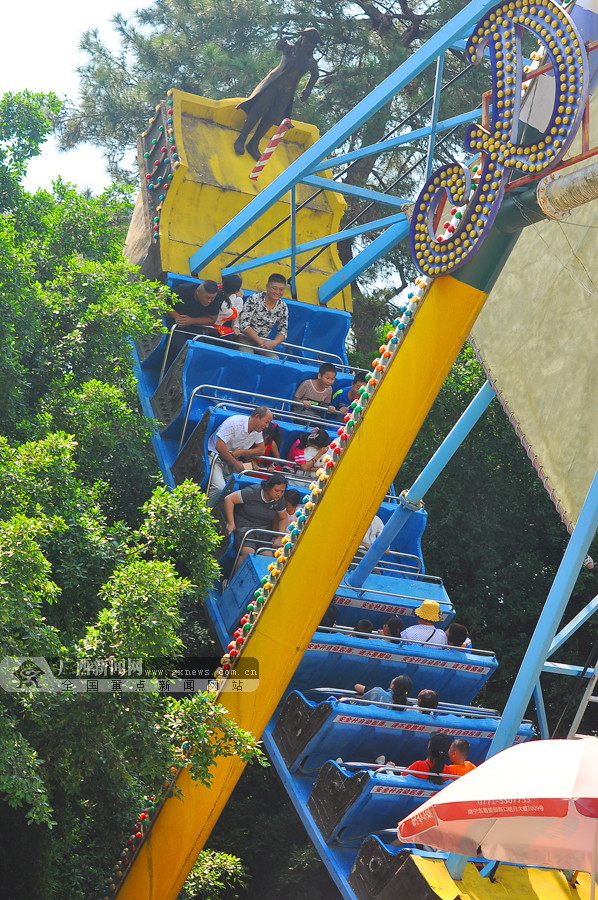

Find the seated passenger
[[358, 514, 384, 553], [416, 689, 439, 711], [352, 674, 413, 709], [447, 738, 476, 777], [320, 602, 338, 628], [331, 372, 367, 417], [164, 279, 222, 368], [403, 731, 452, 784], [446, 622, 472, 649], [258, 421, 283, 470], [293, 363, 337, 417], [207, 406, 272, 500], [283, 488, 302, 526], [224, 473, 288, 571], [378, 615, 403, 639], [400, 600, 448, 646], [235, 272, 288, 356], [287, 427, 330, 472], [213, 273, 244, 336], [354, 618, 374, 634]]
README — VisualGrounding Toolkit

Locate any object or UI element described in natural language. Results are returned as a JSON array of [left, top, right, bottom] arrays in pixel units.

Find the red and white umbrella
[[398, 738, 598, 895]]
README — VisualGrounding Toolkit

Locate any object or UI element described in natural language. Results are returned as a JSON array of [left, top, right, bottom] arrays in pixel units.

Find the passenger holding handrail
[[400, 599, 448, 646], [207, 406, 272, 500], [164, 279, 222, 369], [235, 273, 289, 357], [287, 426, 330, 472], [293, 363, 337, 417], [224, 473, 288, 571]]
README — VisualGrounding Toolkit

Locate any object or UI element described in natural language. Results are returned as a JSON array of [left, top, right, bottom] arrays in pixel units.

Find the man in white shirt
[[400, 599, 448, 646], [207, 406, 272, 500]]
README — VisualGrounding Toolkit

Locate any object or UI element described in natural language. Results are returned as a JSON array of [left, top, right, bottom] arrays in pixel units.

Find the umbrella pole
[[591, 818, 597, 900]]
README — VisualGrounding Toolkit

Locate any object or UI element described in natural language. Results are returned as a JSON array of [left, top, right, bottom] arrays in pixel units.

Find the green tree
[[0, 90, 60, 210], [0, 90, 263, 899]]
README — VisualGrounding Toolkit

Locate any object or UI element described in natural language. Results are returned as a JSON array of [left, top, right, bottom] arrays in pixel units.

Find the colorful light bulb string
[[215, 267, 442, 681]]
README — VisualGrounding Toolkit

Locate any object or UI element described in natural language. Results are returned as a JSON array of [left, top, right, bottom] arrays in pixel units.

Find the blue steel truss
[[188, 0, 498, 303]]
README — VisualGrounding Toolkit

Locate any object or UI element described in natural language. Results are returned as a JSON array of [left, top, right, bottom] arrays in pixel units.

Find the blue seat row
[[273, 691, 533, 775], [164, 274, 352, 366], [213, 555, 452, 645], [307, 760, 446, 847], [291, 629, 496, 705], [154, 342, 355, 442]]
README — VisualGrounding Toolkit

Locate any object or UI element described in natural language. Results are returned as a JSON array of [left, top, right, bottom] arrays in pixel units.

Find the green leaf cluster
[[0, 90, 262, 899]]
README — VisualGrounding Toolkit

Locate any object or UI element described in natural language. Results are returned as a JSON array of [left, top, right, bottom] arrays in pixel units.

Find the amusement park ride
[[112, 0, 598, 896]]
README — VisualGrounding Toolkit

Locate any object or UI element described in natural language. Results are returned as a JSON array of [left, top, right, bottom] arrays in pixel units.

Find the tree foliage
[[0, 91, 61, 210], [0, 91, 263, 900]]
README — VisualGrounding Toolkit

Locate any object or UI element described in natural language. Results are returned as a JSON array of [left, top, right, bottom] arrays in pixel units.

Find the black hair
[[426, 732, 452, 784], [320, 602, 337, 628], [296, 426, 330, 450], [267, 272, 287, 285], [284, 488, 302, 507], [383, 615, 404, 638], [309, 428, 331, 449], [354, 618, 373, 634], [221, 273, 242, 294], [446, 623, 469, 647], [390, 674, 413, 708], [263, 473, 287, 491], [318, 362, 337, 376], [450, 738, 471, 759], [202, 279, 219, 294], [263, 421, 282, 444], [352, 372, 367, 386], [417, 689, 439, 710]]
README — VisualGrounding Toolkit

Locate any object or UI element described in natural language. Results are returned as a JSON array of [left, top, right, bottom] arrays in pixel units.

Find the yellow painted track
[[413, 856, 596, 900], [116, 273, 490, 899]]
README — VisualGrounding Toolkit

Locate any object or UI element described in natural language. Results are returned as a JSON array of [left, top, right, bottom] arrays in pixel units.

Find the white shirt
[[360, 515, 384, 549], [401, 623, 448, 646], [207, 415, 263, 454], [215, 292, 244, 326]]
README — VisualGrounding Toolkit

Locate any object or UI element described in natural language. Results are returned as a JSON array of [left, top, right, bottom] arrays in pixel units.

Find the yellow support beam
[[115, 273, 488, 899], [413, 856, 595, 900]]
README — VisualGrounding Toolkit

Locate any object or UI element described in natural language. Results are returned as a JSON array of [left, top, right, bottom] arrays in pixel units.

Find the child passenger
[[283, 488, 302, 526], [287, 427, 330, 472], [261, 421, 282, 467], [447, 739, 476, 776], [293, 363, 337, 416], [214, 273, 244, 335]]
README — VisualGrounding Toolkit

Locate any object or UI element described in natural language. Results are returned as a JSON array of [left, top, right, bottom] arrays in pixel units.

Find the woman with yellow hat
[[400, 599, 448, 646]]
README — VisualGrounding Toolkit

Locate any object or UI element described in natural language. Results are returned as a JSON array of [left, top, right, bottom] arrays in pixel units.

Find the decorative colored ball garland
[[97, 739, 191, 898], [141, 89, 180, 242]]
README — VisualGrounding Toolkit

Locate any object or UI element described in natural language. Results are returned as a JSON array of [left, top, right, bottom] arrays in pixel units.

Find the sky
[[2, 0, 141, 194]]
